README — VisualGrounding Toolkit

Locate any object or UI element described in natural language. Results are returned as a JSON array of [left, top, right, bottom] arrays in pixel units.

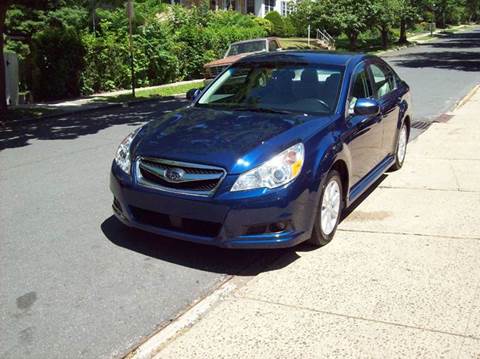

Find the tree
[[466, 0, 479, 21], [288, 0, 317, 37], [370, 0, 400, 49], [336, 0, 372, 50], [0, 0, 48, 115], [397, 0, 419, 44]]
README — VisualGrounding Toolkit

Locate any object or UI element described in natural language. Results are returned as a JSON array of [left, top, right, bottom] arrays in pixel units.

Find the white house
[[171, 0, 295, 17]]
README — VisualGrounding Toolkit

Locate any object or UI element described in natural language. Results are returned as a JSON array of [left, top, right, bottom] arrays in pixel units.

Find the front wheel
[[390, 123, 408, 171], [308, 170, 343, 247]]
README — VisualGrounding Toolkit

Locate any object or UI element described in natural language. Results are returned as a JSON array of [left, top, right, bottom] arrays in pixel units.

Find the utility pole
[[431, 2, 436, 36], [92, 0, 96, 36], [307, 24, 311, 47], [127, 0, 136, 98]]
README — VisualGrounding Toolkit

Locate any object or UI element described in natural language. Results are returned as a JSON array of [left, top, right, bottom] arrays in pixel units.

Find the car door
[[368, 62, 400, 158], [344, 63, 384, 186]]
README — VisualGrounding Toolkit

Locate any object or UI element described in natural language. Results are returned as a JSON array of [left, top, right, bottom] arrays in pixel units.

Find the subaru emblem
[[165, 168, 185, 182]]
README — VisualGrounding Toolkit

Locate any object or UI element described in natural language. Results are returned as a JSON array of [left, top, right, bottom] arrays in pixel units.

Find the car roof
[[235, 50, 368, 67]]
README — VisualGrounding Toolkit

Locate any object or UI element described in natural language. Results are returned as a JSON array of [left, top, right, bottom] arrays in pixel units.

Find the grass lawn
[[283, 24, 477, 54], [279, 38, 325, 50], [409, 24, 477, 42], [280, 36, 397, 53], [95, 81, 204, 103]]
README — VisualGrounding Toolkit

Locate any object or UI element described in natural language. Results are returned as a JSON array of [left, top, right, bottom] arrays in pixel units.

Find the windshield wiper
[[231, 106, 294, 115]]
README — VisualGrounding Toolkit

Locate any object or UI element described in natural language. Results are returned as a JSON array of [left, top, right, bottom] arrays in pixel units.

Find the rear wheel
[[390, 123, 408, 171], [308, 170, 343, 247]]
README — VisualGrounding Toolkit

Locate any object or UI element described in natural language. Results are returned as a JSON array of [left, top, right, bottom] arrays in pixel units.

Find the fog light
[[269, 222, 287, 233]]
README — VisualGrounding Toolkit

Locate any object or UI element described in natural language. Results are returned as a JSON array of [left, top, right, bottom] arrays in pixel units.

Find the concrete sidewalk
[[144, 90, 480, 358], [10, 79, 202, 118]]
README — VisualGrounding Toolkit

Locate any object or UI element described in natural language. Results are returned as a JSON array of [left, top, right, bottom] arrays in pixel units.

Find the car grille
[[130, 206, 222, 238], [136, 157, 226, 196]]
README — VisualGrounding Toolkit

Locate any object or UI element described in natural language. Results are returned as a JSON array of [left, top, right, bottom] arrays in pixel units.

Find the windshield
[[197, 63, 344, 115], [226, 41, 267, 57]]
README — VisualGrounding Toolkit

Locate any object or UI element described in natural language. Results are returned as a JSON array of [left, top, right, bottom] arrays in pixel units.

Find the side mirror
[[354, 98, 380, 116], [186, 88, 201, 101]]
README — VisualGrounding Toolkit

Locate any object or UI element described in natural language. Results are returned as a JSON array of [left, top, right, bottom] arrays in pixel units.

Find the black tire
[[390, 122, 408, 171], [308, 170, 343, 247]]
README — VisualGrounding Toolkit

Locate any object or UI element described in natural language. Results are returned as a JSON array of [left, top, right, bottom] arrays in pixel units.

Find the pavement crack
[[337, 228, 480, 241], [239, 296, 480, 341], [377, 185, 479, 193], [449, 161, 462, 191], [456, 281, 480, 359]]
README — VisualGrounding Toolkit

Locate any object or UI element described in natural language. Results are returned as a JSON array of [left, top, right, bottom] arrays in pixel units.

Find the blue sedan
[[110, 51, 411, 248]]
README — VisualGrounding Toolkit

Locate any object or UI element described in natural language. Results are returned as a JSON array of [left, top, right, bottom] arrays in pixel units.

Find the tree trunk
[[399, 18, 408, 44], [381, 27, 389, 49], [348, 32, 358, 50], [0, 2, 7, 116]]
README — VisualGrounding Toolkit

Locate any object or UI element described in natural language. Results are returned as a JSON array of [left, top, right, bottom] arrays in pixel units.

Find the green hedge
[[31, 26, 85, 101], [26, 6, 268, 100], [264, 11, 285, 36]]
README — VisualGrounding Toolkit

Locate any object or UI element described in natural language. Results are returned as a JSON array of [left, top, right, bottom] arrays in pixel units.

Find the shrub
[[8, 3, 271, 99], [31, 25, 85, 101], [264, 11, 285, 36], [283, 16, 297, 37], [80, 32, 131, 94]]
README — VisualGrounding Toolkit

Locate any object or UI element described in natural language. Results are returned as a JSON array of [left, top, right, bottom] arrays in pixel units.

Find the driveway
[[1, 28, 479, 359]]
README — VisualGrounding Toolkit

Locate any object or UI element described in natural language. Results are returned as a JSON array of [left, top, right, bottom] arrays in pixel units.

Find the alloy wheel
[[397, 125, 408, 164], [320, 179, 341, 235]]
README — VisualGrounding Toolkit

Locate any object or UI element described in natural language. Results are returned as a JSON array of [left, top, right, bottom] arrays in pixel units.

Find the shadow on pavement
[[101, 215, 313, 276], [391, 50, 480, 72], [101, 175, 389, 275], [389, 30, 480, 72], [427, 30, 480, 48], [0, 98, 188, 151], [341, 174, 387, 221]]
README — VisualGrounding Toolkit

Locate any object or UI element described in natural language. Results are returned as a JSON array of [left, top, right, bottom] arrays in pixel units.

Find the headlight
[[231, 143, 304, 192], [114, 129, 139, 174]]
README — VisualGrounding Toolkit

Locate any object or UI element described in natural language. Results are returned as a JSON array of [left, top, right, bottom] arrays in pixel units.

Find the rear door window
[[370, 63, 396, 98]]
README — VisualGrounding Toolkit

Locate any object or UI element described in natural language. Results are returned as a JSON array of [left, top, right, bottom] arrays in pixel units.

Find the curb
[[376, 42, 417, 56], [453, 84, 480, 111], [407, 24, 474, 43], [122, 250, 288, 359], [5, 95, 185, 127], [125, 279, 239, 359]]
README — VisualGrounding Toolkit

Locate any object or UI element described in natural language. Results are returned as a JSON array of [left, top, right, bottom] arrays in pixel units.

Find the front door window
[[348, 67, 373, 115]]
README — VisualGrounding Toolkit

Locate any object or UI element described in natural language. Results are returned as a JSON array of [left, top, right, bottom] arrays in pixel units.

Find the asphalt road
[[1, 27, 479, 359], [384, 27, 480, 121]]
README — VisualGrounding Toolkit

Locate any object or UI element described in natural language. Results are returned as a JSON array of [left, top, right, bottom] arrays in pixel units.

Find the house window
[[246, 0, 255, 13], [264, 0, 275, 14], [280, 1, 292, 16], [224, 0, 237, 9]]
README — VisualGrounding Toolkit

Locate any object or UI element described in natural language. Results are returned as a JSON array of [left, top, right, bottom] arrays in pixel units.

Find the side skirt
[[347, 155, 395, 206]]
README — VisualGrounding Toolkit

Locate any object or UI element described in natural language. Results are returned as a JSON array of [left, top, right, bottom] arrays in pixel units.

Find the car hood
[[133, 107, 332, 174], [204, 52, 260, 68]]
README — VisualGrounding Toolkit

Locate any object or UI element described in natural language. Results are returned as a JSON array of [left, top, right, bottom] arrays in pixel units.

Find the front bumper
[[110, 162, 318, 248]]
